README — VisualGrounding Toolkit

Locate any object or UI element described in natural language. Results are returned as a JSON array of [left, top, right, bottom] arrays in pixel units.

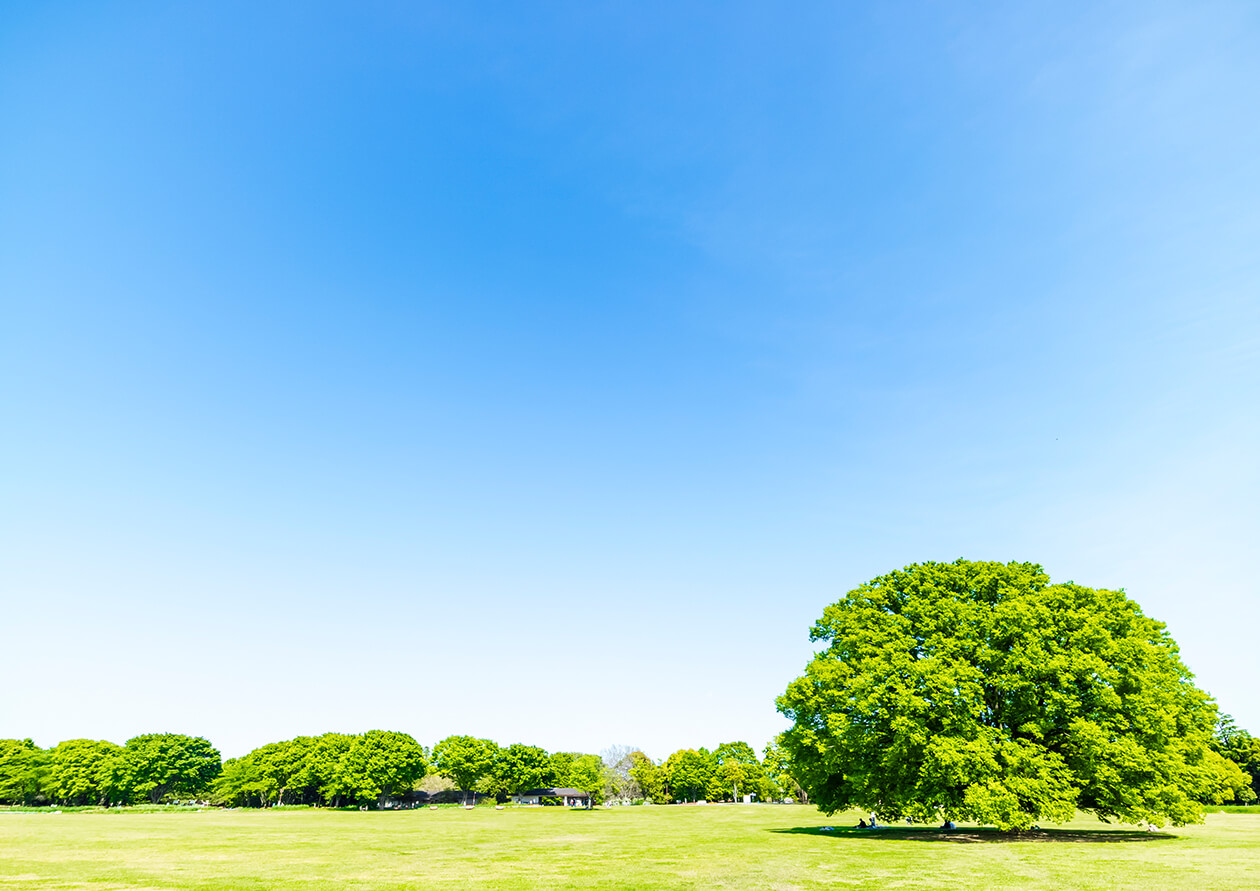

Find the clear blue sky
[[3, 1, 1257, 760]]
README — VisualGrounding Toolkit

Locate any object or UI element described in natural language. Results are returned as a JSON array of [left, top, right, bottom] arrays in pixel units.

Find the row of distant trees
[[0, 734, 221, 807], [0, 732, 810, 809], [8, 722, 1253, 812], [625, 742, 807, 805]]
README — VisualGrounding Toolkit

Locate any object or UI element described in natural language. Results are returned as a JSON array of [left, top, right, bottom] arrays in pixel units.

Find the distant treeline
[[0, 734, 219, 807], [0, 732, 808, 809]]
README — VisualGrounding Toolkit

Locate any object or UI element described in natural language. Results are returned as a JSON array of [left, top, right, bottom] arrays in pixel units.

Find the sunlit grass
[[2, 804, 1257, 889]]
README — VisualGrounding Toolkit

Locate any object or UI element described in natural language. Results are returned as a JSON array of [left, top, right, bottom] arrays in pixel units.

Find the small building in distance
[[512, 788, 591, 807]]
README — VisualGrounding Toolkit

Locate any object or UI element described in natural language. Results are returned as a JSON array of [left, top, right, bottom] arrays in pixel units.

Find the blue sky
[[2, 1, 1258, 760]]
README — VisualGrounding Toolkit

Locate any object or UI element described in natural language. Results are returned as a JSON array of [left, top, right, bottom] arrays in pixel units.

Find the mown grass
[[1204, 805, 1260, 814], [1, 804, 1258, 890]]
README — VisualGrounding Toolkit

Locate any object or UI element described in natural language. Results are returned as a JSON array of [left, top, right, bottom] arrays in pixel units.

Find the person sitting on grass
[[857, 819, 868, 828]]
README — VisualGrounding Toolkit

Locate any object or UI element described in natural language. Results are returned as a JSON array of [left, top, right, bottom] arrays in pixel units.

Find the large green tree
[[778, 559, 1247, 829]]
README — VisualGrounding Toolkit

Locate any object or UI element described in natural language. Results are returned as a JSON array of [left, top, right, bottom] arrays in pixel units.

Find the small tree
[[485, 743, 551, 801], [710, 741, 770, 802], [1212, 717, 1260, 804], [762, 738, 808, 803], [629, 751, 667, 804], [565, 754, 606, 807], [0, 739, 48, 805], [602, 745, 641, 803], [662, 749, 715, 802], [124, 734, 220, 804], [47, 739, 124, 806], [432, 736, 498, 805]]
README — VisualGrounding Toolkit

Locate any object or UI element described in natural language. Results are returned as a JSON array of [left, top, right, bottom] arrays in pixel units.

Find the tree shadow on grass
[[772, 826, 1176, 844]]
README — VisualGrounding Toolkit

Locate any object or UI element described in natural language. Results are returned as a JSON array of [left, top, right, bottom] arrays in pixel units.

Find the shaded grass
[[775, 825, 1177, 843], [1, 805, 1258, 889]]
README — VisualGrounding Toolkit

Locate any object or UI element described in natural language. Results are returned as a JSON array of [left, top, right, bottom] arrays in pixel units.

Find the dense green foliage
[[0, 734, 219, 806], [1, 731, 786, 809], [1213, 716, 1260, 803], [482, 743, 552, 799], [645, 744, 777, 803], [713, 741, 772, 801], [462, 745, 611, 804], [337, 731, 429, 804], [0, 739, 47, 805], [126, 734, 222, 804], [47, 740, 126, 806], [211, 732, 428, 807], [762, 739, 809, 804], [779, 559, 1248, 829], [546, 752, 607, 803], [423, 740, 624, 806], [629, 751, 666, 803], [662, 749, 713, 801], [432, 735, 498, 803]]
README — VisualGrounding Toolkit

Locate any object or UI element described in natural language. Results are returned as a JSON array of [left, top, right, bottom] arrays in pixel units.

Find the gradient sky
[[3, 1, 1258, 761]]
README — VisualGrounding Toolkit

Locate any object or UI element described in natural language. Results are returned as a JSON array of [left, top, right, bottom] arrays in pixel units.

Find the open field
[[2, 805, 1258, 890]]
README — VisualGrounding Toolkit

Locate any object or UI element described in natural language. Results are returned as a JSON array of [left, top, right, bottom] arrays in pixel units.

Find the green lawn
[[2, 805, 1258, 890]]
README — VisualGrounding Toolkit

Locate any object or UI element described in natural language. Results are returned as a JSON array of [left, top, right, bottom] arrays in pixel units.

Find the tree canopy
[[211, 731, 430, 808], [661, 749, 713, 802], [47, 739, 125, 806], [10, 731, 773, 809], [0, 739, 47, 805], [335, 731, 428, 806], [778, 559, 1248, 829], [712, 741, 772, 802], [123, 734, 221, 804], [484, 744, 552, 800], [556, 752, 606, 805], [1213, 716, 1260, 803], [628, 751, 667, 804], [0, 734, 223, 806], [762, 738, 808, 804], [432, 735, 498, 803]]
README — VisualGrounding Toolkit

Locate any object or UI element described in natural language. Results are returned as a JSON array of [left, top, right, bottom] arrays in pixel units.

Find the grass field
[[2, 805, 1258, 890]]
